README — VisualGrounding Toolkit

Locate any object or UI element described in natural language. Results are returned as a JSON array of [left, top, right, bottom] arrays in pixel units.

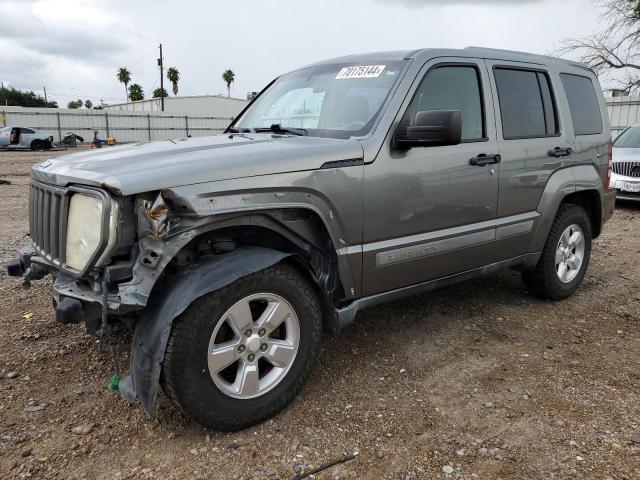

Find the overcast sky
[[0, 0, 605, 107]]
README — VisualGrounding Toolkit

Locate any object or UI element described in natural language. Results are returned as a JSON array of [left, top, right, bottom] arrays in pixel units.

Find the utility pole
[[44, 86, 47, 103], [158, 43, 165, 112]]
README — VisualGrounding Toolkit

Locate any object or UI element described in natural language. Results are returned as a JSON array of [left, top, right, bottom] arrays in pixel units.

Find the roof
[[104, 94, 249, 108], [306, 46, 587, 70]]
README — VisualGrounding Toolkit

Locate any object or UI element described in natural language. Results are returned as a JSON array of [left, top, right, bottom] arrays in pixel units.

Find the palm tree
[[128, 84, 144, 101], [222, 69, 235, 98], [167, 67, 180, 96], [153, 87, 169, 98], [117, 67, 131, 101]]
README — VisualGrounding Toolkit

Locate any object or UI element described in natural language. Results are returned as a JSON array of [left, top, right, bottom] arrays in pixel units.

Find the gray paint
[[23, 46, 615, 349]]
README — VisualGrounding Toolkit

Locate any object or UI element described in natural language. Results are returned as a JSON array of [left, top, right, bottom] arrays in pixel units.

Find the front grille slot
[[613, 161, 640, 178], [29, 181, 66, 266]]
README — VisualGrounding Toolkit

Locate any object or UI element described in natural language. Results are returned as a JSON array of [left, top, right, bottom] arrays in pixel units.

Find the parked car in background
[[0, 126, 53, 150], [611, 125, 640, 201], [8, 47, 615, 431]]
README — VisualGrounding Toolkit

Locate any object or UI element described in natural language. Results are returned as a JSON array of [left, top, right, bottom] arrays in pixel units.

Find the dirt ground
[[1, 149, 639, 480]]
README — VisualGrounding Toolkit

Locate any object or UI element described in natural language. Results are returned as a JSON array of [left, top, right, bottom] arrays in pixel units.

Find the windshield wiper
[[254, 124, 307, 136]]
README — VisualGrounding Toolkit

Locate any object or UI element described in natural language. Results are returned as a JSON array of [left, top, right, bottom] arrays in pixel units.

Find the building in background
[[103, 94, 249, 117], [606, 95, 640, 137]]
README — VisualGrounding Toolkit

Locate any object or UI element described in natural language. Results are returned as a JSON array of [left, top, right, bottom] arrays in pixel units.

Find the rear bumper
[[603, 188, 617, 223]]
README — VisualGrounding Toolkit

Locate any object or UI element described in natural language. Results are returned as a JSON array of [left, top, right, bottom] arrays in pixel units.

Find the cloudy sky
[[0, 0, 605, 107]]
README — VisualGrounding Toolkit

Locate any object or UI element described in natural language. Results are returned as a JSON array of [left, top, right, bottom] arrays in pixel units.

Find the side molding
[[119, 247, 290, 417]]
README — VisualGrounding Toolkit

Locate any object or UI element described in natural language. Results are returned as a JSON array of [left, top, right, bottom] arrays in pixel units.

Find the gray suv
[[8, 47, 616, 430]]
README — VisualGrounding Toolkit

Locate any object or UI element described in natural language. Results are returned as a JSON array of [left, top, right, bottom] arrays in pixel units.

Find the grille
[[613, 161, 640, 178], [29, 180, 66, 267]]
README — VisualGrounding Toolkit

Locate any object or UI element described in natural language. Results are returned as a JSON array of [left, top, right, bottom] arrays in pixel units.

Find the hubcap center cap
[[247, 337, 261, 353]]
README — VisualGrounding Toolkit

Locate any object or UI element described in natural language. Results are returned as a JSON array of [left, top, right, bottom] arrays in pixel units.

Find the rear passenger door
[[486, 61, 573, 260]]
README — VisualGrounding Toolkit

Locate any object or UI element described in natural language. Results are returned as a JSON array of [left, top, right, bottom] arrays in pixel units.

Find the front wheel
[[162, 263, 322, 431], [522, 204, 592, 300]]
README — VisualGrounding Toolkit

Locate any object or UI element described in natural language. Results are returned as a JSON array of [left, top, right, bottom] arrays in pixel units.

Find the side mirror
[[394, 110, 462, 149]]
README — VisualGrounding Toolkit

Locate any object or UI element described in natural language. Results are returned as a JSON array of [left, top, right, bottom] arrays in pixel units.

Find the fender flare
[[528, 164, 603, 252], [119, 246, 290, 417]]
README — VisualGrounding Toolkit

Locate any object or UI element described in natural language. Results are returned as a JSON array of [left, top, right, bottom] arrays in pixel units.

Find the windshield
[[232, 60, 408, 138], [0, 127, 11, 133], [614, 126, 640, 148]]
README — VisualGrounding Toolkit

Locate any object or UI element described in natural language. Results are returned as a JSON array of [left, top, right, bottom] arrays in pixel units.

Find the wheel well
[[164, 210, 346, 332], [561, 190, 602, 238]]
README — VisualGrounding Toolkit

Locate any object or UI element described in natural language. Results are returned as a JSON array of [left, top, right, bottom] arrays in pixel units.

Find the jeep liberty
[[8, 47, 616, 430]]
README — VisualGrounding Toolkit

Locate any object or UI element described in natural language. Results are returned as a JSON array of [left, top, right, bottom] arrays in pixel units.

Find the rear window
[[614, 126, 640, 148], [560, 74, 603, 136], [494, 68, 558, 139]]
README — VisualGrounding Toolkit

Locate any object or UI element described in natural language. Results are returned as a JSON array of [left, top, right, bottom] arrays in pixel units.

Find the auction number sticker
[[336, 65, 386, 80]]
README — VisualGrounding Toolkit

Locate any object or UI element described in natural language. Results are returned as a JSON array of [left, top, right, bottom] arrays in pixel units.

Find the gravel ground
[[1, 149, 640, 480]]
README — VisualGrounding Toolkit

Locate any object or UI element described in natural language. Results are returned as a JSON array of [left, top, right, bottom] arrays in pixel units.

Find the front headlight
[[65, 193, 118, 272]]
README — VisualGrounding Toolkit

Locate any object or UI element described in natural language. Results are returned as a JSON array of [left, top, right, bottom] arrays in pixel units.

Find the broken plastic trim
[[119, 246, 290, 416]]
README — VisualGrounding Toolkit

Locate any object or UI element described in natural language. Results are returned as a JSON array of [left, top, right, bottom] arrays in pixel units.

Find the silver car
[[611, 125, 640, 201], [0, 126, 53, 150]]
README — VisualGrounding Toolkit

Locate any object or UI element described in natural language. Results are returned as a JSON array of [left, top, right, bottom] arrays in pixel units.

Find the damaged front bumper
[[7, 244, 142, 331]]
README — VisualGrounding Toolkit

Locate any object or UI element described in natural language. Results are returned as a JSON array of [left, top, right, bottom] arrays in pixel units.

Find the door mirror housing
[[394, 110, 462, 149]]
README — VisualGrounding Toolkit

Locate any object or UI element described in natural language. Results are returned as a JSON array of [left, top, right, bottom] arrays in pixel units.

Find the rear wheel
[[522, 204, 592, 300], [162, 263, 322, 431]]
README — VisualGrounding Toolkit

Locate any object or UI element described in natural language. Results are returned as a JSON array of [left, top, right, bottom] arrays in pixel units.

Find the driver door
[[362, 58, 500, 295]]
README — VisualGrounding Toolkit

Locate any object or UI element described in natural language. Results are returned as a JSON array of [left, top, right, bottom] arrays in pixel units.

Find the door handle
[[470, 153, 501, 167], [548, 147, 572, 158]]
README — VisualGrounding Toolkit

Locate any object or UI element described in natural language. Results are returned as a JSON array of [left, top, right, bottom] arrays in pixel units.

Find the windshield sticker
[[336, 65, 386, 80]]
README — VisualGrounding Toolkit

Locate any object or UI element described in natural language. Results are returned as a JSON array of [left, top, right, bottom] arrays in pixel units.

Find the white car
[[0, 126, 53, 150], [611, 125, 640, 201]]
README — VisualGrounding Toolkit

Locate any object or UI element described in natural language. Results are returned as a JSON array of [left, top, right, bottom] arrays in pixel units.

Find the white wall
[[606, 96, 640, 137], [1, 106, 234, 143]]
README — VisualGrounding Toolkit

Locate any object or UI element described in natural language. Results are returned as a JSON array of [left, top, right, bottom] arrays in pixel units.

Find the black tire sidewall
[[164, 265, 321, 428], [541, 206, 592, 298]]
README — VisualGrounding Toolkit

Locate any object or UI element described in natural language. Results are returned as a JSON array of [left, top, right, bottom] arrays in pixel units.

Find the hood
[[32, 134, 364, 195], [612, 146, 640, 163]]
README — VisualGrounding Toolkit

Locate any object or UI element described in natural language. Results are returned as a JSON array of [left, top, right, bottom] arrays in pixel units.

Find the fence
[[0, 107, 234, 143], [605, 96, 640, 137]]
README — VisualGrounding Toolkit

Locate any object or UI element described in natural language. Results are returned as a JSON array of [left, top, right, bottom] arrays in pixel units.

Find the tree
[[0, 86, 57, 107], [128, 84, 144, 101], [84, 99, 93, 109], [117, 67, 131, 100], [153, 87, 169, 98], [557, 0, 640, 92], [167, 67, 180, 95], [222, 69, 235, 98], [67, 99, 83, 109]]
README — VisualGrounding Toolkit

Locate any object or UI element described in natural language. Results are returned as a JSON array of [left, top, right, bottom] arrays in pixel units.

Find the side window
[[494, 68, 558, 139], [21, 128, 35, 134], [560, 74, 603, 136], [407, 65, 485, 141]]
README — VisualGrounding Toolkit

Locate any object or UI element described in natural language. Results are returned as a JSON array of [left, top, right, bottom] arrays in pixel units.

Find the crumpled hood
[[32, 134, 364, 195]]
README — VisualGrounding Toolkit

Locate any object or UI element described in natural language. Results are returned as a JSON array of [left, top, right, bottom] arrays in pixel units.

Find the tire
[[522, 204, 592, 300], [162, 262, 322, 431], [30, 140, 42, 150]]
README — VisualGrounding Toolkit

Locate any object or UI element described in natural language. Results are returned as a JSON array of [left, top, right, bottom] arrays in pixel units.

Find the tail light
[[605, 141, 613, 189]]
